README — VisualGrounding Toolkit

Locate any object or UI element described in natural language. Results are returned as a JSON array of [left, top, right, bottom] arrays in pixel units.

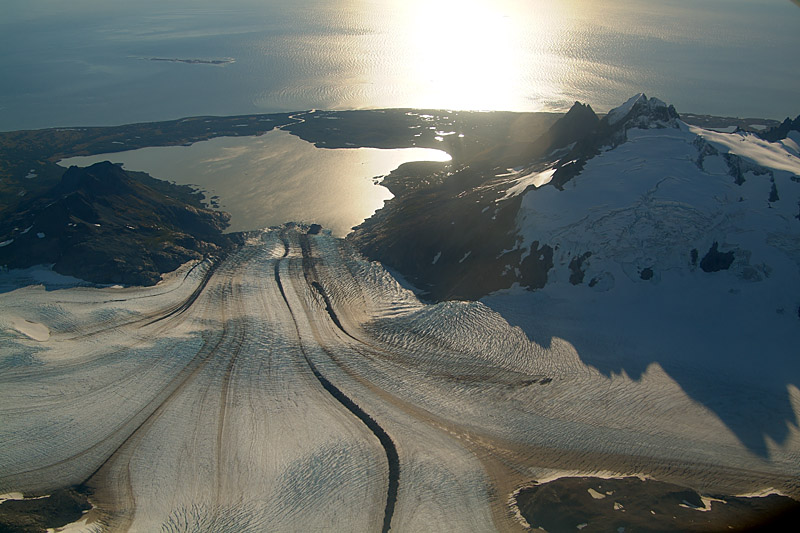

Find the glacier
[[1, 225, 798, 531]]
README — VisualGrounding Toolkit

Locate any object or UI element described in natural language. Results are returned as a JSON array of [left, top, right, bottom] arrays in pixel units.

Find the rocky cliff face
[[0, 162, 240, 285]]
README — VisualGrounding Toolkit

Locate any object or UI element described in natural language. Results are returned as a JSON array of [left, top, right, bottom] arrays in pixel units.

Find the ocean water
[[1, 0, 799, 131]]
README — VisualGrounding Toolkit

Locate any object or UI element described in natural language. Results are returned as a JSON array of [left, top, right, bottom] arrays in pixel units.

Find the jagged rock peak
[[560, 101, 600, 132], [565, 101, 598, 119], [544, 101, 600, 150], [605, 93, 680, 129], [759, 114, 800, 142]]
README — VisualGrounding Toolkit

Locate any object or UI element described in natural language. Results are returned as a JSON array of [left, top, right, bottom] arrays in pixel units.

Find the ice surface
[[7, 316, 50, 341], [689, 125, 800, 174], [1, 226, 798, 531]]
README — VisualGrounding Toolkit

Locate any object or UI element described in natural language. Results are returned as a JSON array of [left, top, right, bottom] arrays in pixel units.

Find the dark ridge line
[[14, 252, 241, 486], [297, 235, 358, 342], [144, 252, 226, 326], [76, 317, 233, 487], [101, 255, 207, 304], [309, 281, 360, 341], [275, 231, 398, 533]]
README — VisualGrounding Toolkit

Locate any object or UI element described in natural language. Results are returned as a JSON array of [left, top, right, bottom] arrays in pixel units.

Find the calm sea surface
[[2, 0, 799, 131]]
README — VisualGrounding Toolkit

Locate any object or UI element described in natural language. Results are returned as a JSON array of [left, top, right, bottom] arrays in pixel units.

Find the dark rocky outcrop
[[569, 251, 593, 285], [769, 181, 780, 202], [0, 162, 241, 285], [700, 242, 735, 273], [489, 101, 600, 168], [758, 114, 800, 143], [550, 94, 680, 190], [350, 95, 687, 301], [349, 95, 690, 301], [0, 487, 91, 533], [516, 476, 800, 533]]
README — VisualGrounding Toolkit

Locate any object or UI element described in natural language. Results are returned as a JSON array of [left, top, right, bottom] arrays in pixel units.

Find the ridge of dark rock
[[534, 101, 600, 153], [758, 114, 800, 142], [549, 94, 680, 190], [0, 162, 241, 286]]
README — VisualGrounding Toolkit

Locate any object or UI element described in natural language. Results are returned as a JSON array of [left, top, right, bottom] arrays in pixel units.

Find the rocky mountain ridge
[[349, 94, 800, 306], [0, 162, 239, 285]]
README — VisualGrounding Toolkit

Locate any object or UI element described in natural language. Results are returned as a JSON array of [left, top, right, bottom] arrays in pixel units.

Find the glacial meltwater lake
[[58, 129, 451, 236]]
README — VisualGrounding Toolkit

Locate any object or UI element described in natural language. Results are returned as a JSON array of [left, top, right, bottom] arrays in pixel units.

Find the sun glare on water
[[363, 0, 568, 111]]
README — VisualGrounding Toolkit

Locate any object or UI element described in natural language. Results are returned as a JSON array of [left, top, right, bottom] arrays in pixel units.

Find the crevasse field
[[2, 217, 799, 529]]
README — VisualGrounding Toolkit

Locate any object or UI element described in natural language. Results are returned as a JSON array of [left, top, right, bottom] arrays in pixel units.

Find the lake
[[1, 0, 799, 131], [58, 129, 451, 236]]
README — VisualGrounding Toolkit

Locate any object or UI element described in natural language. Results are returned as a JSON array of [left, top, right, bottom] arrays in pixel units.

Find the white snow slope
[[485, 107, 800, 459], [2, 224, 799, 531]]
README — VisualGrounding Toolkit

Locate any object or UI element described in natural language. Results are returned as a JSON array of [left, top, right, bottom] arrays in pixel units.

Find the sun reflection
[[387, 0, 568, 111]]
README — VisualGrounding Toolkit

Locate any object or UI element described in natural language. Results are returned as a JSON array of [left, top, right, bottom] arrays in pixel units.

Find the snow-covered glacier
[[2, 224, 798, 531]]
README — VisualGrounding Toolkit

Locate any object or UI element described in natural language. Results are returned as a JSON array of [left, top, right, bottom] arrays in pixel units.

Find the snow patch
[[690, 125, 800, 174], [0, 492, 25, 503], [8, 316, 51, 341], [606, 93, 646, 125], [779, 133, 799, 157], [498, 169, 556, 201]]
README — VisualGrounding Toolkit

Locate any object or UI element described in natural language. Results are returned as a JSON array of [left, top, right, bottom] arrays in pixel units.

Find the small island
[[141, 57, 235, 65]]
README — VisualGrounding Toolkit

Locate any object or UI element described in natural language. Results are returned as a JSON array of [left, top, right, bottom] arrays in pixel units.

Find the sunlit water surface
[[58, 129, 450, 236], [1, 0, 799, 130]]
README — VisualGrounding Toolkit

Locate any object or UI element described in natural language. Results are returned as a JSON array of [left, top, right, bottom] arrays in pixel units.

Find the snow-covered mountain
[[353, 94, 799, 302], [352, 94, 800, 454], [507, 93, 799, 295]]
